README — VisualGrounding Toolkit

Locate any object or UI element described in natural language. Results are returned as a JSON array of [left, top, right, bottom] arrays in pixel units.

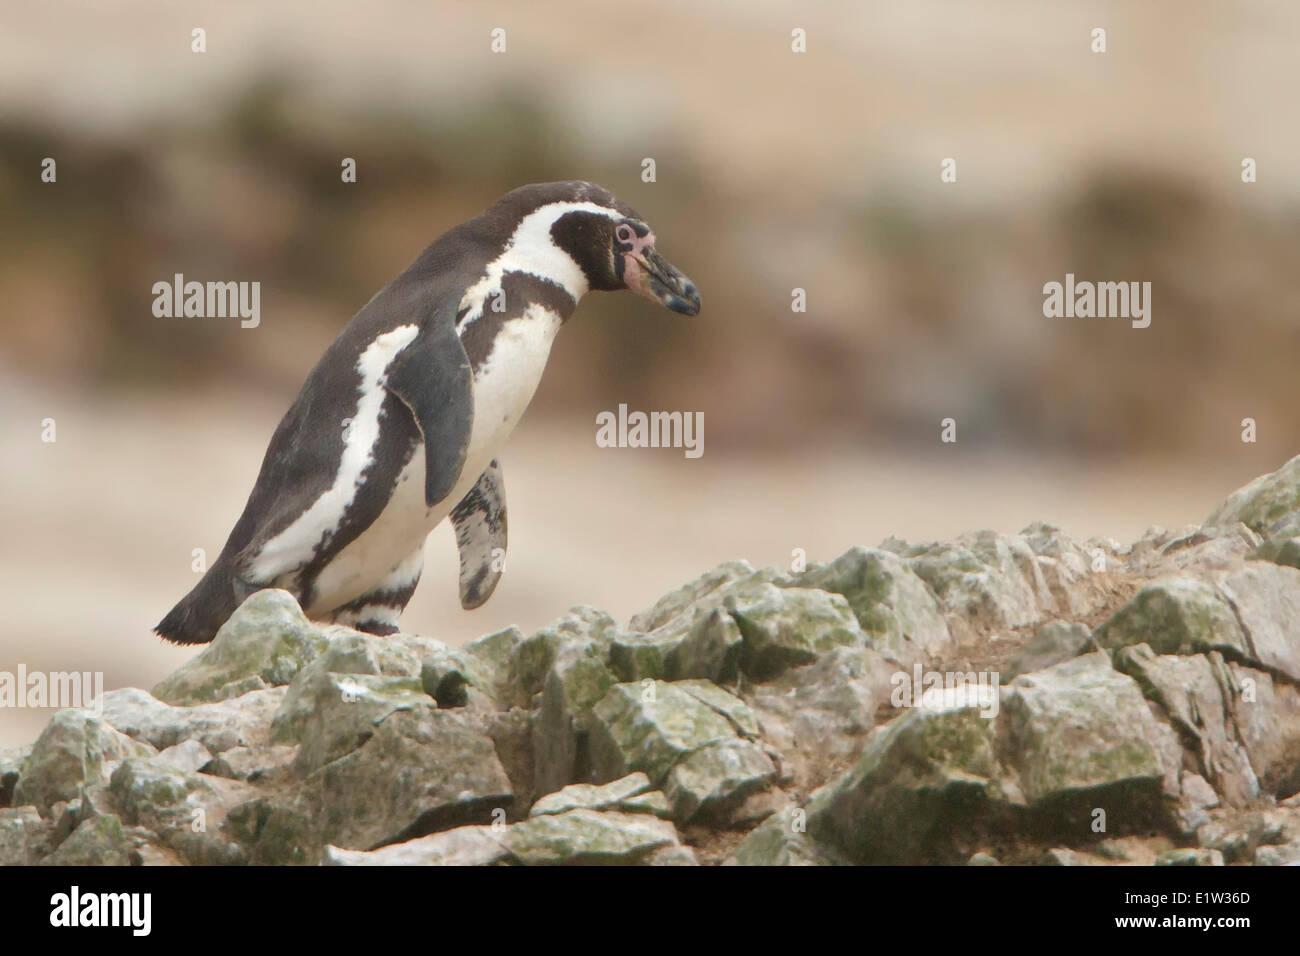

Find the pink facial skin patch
[[617, 224, 657, 297]]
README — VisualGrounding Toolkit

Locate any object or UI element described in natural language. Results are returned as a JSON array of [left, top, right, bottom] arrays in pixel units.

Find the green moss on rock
[[152, 590, 329, 705]]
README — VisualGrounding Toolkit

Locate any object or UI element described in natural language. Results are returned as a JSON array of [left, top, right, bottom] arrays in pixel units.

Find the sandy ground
[[0, 382, 1281, 748]]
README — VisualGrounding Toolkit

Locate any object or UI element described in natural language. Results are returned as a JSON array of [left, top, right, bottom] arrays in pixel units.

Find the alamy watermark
[[1042, 273, 1151, 328], [152, 274, 260, 328], [0, 665, 103, 715], [890, 664, 1001, 719], [596, 403, 703, 459], [50, 886, 150, 936]]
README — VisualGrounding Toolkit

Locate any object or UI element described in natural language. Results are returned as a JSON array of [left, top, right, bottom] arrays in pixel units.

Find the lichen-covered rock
[[253, 628, 443, 738], [1156, 847, 1224, 866], [504, 606, 618, 707], [749, 646, 895, 772], [151, 590, 330, 704], [40, 813, 132, 866], [629, 560, 763, 634], [1005, 621, 1094, 681], [622, 563, 797, 683], [50, 793, 101, 846], [620, 790, 673, 818], [669, 609, 745, 683], [507, 809, 680, 865], [530, 772, 654, 816], [152, 739, 214, 775], [1040, 847, 1099, 866], [612, 609, 747, 685], [462, 627, 525, 684], [808, 701, 1007, 864], [1269, 512, 1300, 540], [13, 710, 155, 812], [1000, 652, 1174, 831], [100, 686, 286, 755], [608, 631, 681, 683], [1252, 536, 1300, 571], [671, 680, 760, 738], [307, 627, 411, 677], [419, 650, 495, 709], [1020, 523, 1113, 618], [904, 532, 1053, 631], [1214, 563, 1300, 683], [531, 633, 619, 798], [797, 547, 951, 665], [1126, 523, 1262, 578], [622, 560, 861, 685], [645, 843, 700, 865], [1, 745, 30, 807], [1123, 525, 1176, 566], [1222, 663, 1300, 800], [1197, 815, 1268, 863], [587, 679, 777, 821], [1114, 645, 1258, 807], [12, 461, 1300, 867], [128, 843, 188, 866], [1100, 565, 1300, 689], [288, 627, 444, 685], [226, 790, 322, 865], [1175, 773, 1222, 835], [479, 708, 535, 819], [727, 808, 831, 866], [307, 708, 513, 851], [324, 824, 511, 866], [588, 681, 737, 787], [109, 759, 252, 865], [202, 744, 297, 783], [1204, 453, 1300, 536], [271, 671, 433, 774], [275, 663, 421, 742], [1095, 579, 1247, 658], [726, 583, 862, 680], [663, 738, 775, 823], [327, 807, 687, 866], [1254, 843, 1300, 866], [0, 806, 45, 865]]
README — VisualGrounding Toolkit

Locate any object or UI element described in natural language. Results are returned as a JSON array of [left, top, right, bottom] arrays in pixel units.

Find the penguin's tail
[[154, 561, 242, 646]]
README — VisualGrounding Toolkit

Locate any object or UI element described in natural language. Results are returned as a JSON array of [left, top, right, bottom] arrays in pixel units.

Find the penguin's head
[[605, 215, 701, 316], [506, 181, 701, 316]]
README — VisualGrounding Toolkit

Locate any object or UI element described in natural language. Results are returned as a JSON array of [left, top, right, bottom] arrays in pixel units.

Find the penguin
[[156, 181, 700, 644]]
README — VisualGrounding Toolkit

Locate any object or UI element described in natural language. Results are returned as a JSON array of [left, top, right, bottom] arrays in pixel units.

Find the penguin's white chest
[[462, 305, 564, 465], [303, 307, 562, 612]]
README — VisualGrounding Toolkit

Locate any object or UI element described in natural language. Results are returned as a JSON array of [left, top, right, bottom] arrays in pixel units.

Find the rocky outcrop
[[7, 456, 1300, 864]]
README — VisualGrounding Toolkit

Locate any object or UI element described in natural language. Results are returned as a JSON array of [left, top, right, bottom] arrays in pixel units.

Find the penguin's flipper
[[450, 459, 507, 609], [383, 316, 475, 508]]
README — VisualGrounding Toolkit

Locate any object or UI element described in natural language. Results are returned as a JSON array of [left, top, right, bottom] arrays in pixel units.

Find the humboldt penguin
[[156, 181, 700, 643]]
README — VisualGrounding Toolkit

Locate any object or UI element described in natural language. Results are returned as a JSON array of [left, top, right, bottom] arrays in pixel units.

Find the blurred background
[[3, 0, 1299, 746]]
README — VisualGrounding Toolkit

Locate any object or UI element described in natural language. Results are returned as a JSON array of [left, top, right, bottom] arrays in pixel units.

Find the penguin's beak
[[630, 248, 701, 316]]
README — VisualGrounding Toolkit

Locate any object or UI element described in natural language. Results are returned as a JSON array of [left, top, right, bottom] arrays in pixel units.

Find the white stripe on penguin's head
[[458, 201, 622, 329]]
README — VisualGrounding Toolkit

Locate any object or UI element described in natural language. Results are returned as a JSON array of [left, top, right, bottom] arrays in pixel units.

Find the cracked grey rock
[[151, 589, 330, 704], [796, 546, 952, 666], [507, 809, 680, 865], [14, 710, 155, 812], [100, 686, 286, 756]]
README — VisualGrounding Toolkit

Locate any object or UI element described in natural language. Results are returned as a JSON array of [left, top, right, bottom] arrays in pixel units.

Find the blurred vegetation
[[3, 80, 1300, 457]]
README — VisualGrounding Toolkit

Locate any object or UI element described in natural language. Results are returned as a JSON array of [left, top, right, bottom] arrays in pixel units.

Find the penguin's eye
[[615, 223, 636, 246]]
